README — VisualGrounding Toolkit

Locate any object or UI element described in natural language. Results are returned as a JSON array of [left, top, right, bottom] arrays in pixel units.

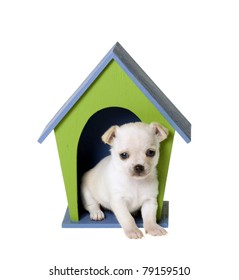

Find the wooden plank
[[62, 201, 169, 228]]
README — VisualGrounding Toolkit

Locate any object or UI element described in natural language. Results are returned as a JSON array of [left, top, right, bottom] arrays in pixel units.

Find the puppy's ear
[[150, 122, 169, 142], [101, 125, 119, 145]]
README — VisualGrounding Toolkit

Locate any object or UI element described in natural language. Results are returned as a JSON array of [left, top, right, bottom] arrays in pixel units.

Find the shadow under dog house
[[38, 42, 191, 228]]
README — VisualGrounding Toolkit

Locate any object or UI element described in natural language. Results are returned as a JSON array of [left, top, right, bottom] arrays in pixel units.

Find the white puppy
[[80, 122, 169, 239]]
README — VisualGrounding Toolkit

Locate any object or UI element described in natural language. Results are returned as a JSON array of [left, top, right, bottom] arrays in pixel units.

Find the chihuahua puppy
[[81, 122, 169, 238]]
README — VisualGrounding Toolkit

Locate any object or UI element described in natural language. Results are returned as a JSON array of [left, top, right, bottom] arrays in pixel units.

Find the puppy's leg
[[141, 199, 167, 236], [81, 186, 104, 221], [111, 199, 144, 239]]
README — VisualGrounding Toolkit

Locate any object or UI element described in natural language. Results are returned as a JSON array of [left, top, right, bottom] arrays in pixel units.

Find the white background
[[1, 1, 239, 279]]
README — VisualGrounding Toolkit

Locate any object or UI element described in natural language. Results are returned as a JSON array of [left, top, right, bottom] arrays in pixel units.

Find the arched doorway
[[77, 107, 141, 215]]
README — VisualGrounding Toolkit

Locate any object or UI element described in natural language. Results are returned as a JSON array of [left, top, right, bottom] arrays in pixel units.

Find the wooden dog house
[[38, 42, 191, 228]]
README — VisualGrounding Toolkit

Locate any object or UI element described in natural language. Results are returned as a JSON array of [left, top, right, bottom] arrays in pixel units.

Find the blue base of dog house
[[62, 201, 169, 228]]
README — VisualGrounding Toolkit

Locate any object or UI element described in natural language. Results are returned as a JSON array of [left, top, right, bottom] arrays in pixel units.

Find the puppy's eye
[[146, 149, 156, 157], [119, 152, 129, 160]]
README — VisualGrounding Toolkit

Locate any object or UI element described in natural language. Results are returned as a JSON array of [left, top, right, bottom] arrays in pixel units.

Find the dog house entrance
[[77, 107, 140, 222]]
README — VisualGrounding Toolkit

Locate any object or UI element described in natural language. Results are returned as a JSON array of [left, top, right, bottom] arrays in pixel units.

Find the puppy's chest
[[126, 193, 143, 212], [123, 186, 151, 212]]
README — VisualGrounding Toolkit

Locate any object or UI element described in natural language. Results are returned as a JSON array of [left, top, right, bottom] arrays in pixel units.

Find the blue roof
[[38, 42, 191, 143]]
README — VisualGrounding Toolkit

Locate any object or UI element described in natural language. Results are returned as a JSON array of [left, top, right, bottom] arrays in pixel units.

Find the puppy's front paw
[[124, 227, 144, 239], [145, 224, 167, 236], [90, 210, 105, 221]]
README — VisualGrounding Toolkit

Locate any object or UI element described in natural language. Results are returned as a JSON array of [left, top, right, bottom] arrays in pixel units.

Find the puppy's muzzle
[[134, 164, 145, 175]]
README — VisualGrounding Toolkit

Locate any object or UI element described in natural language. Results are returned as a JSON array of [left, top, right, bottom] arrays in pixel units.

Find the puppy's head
[[102, 122, 169, 179]]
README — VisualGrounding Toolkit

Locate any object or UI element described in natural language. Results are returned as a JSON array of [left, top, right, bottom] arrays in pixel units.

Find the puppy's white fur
[[81, 122, 169, 239]]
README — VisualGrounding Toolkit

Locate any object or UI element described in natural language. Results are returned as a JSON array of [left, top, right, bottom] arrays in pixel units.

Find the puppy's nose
[[134, 164, 145, 174]]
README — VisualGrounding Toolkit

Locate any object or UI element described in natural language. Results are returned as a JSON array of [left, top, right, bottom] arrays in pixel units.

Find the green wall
[[54, 60, 175, 222]]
